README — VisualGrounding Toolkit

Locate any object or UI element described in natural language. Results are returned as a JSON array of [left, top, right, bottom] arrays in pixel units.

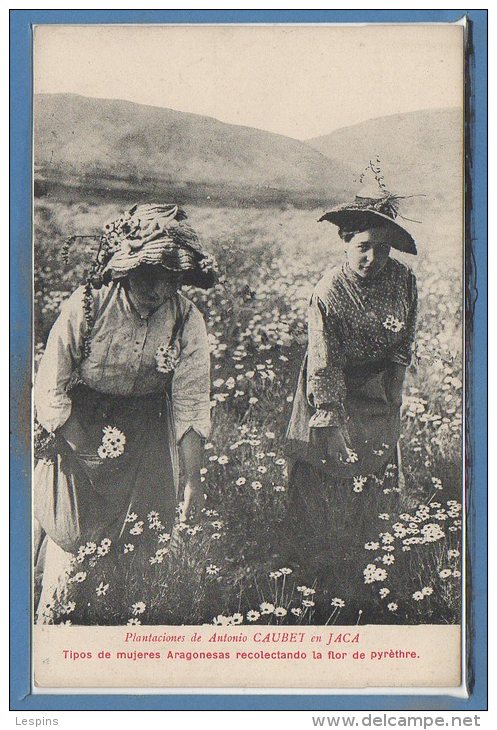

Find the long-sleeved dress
[[34, 282, 211, 621], [285, 257, 417, 565]]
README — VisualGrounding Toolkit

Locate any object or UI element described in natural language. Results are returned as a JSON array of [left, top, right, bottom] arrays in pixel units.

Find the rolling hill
[[34, 94, 355, 206], [34, 96, 462, 213], [307, 108, 463, 213]]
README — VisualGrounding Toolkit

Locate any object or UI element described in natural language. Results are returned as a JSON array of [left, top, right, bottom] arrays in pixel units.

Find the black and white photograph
[[31, 22, 465, 681]]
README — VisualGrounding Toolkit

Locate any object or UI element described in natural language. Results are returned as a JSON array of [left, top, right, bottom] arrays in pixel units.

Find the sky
[[34, 24, 464, 140]]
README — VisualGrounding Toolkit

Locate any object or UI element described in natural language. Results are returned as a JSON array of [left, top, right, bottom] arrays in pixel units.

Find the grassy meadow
[[34, 196, 463, 626]]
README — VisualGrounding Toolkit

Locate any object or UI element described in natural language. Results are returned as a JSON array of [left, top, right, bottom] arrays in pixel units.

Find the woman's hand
[[178, 428, 205, 522], [180, 481, 204, 523], [325, 427, 351, 464], [384, 363, 407, 410], [311, 426, 351, 466], [57, 413, 88, 452]]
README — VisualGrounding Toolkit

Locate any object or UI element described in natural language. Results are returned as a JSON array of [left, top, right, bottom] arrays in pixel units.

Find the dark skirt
[[283, 459, 400, 562], [34, 384, 178, 554], [282, 353, 405, 574], [278, 458, 403, 618], [286, 353, 403, 479]]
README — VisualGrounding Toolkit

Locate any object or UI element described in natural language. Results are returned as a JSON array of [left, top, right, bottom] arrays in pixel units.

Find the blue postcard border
[[9, 8, 487, 712]]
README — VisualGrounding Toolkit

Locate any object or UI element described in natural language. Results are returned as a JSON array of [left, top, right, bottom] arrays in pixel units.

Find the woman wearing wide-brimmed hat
[[34, 203, 217, 621], [284, 164, 418, 577]]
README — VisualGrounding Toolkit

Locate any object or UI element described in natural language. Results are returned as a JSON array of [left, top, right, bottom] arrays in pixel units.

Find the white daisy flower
[[155, 343, 180, 374], [260, 602, 275, 615]]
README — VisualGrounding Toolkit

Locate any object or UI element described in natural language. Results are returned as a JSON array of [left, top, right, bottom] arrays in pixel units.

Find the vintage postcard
[[11, 12, 485, 702]]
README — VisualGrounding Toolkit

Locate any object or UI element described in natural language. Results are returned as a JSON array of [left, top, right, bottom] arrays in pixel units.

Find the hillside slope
[[35, 93, 355, 204], [307, 108, 463, 209]]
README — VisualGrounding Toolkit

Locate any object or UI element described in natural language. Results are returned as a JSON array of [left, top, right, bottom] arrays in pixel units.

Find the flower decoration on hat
[[319, 158, 422, 255], [100, 204, 217, 283], [60, 202, 218, 358]]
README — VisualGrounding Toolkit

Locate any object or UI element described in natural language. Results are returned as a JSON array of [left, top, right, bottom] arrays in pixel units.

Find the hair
[[126, 264, 184, 282], [338, 218, 391, 244], [339, 228, 364, 243]]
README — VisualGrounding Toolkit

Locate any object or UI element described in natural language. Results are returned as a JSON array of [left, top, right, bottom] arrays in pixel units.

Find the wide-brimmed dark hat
[[319, 164, 417, 255], [102, 204, 218, 289]]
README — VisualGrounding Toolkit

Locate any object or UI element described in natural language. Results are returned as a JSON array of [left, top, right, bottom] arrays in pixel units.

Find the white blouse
[[34, 283, 211, 442]]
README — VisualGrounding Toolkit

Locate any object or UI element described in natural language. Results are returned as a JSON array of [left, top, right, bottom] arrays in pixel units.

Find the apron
[[34, 386, 177, 553], [280, 352, 406, 576], [286, 352, 403, 481], [34, 300, 186, 554]]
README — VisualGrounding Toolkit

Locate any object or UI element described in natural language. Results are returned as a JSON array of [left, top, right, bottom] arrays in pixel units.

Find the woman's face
[[128, 265, 182, 310], [345, 227, 392, 279]]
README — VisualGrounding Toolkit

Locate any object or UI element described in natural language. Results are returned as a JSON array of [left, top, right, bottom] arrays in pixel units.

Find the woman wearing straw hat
[[34, 203, 217, 622], [284, 164, 418, 581]]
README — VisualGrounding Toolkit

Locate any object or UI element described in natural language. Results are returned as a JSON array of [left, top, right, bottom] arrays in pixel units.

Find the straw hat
[[101, 203, 218, 289], [319, 162, 418, 255]]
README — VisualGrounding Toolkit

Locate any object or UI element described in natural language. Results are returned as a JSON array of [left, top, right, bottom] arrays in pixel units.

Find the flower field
[[34, 198, 463, 626]]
